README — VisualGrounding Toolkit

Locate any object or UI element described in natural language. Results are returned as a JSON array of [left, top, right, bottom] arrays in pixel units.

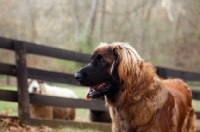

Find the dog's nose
[[33, 87, 37, 92], [75, 72, 82, 82]]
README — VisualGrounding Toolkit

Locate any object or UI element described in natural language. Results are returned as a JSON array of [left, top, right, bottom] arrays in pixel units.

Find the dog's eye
[[96, 54, 105, 65], [97, 58, 106, 66], [98, 59, 104, 64]]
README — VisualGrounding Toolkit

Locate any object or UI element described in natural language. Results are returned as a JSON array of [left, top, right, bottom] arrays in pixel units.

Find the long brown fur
[[96, 42, 196, 132]]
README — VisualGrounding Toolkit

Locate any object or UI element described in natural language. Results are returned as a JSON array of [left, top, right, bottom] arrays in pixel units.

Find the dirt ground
[[0, 117, 199, 132]]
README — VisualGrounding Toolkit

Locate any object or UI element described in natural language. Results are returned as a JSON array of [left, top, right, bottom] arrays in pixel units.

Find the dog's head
[[75, 42, 144, 99], [28, 79, 44, 94]]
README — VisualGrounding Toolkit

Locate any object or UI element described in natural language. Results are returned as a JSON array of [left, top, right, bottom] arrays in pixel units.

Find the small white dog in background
[[28, 79, 78, 98], [28, 79, 78, 120]]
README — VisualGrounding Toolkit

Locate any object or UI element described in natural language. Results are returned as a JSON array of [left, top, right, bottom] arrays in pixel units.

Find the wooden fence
[[0, 37, 200, 130]]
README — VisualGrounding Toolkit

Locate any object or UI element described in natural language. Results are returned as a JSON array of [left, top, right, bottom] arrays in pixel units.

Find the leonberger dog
[[75, 42, 196, 132]]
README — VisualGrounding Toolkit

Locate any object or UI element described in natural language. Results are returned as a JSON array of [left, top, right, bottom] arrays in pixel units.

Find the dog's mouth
[[86, 81, 112, 99]]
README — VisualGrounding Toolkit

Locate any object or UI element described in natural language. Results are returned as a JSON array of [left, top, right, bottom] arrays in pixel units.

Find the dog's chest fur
[[106, 80, 170, 132]]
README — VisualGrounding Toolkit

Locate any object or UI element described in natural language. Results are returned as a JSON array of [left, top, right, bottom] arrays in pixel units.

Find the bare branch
[[69, 0, 80, 43]]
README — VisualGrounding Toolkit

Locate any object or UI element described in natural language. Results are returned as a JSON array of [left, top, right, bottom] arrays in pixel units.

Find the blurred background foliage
[[0, 0, 200, 73]]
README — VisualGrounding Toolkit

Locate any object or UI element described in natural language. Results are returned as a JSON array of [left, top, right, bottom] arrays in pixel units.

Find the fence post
[[14, 41, 30, 125], [156, 67, 168, 79]]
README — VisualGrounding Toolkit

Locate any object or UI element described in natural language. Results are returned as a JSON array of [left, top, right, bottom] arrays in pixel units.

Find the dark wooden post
[[156, 67, 168, 79], [14, 41, 30, 125]]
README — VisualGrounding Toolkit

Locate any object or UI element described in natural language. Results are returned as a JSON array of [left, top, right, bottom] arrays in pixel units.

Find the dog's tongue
[[86, 83, 106, 99], [86, 94, 90, 99], [86, 87, 92, 99]]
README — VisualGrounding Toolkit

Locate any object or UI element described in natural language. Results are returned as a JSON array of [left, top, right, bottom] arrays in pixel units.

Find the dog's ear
[[37, 80, 44, 84], [27, 78, 32, 83], [110, 48, 120, 82]]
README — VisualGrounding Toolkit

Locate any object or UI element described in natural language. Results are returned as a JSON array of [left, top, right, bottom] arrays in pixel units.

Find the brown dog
[[75, 42, 196, 132]]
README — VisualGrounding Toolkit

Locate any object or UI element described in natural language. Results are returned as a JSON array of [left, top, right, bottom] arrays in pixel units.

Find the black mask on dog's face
[[75, 47, 120, 99]]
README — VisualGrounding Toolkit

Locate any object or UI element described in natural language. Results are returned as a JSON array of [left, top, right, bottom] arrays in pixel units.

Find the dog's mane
[[97, 43, 158, 105], [98, 42, 143, 62], [95, 42, 172, 130]]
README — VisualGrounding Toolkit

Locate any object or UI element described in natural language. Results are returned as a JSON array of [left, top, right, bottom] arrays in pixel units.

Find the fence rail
[[0, 37, 200, 129], [156, 66, 200, 81], [0, 89, 107, 111], [0, 63, 77, 85], [0, 37, 91, 63]]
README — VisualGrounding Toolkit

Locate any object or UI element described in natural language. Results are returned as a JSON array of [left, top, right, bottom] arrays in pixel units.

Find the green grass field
[[0, 84, 200, 131]]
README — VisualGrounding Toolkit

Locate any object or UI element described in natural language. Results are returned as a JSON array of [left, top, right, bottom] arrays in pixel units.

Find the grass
[[0, 86, 18, 116], [0, 101, 17, 116]]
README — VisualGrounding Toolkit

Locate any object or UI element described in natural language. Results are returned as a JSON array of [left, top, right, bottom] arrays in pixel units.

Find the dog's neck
[[105, 76, 168, 130], [106, 62, 157, 106], [105, 63, 169, 130]]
